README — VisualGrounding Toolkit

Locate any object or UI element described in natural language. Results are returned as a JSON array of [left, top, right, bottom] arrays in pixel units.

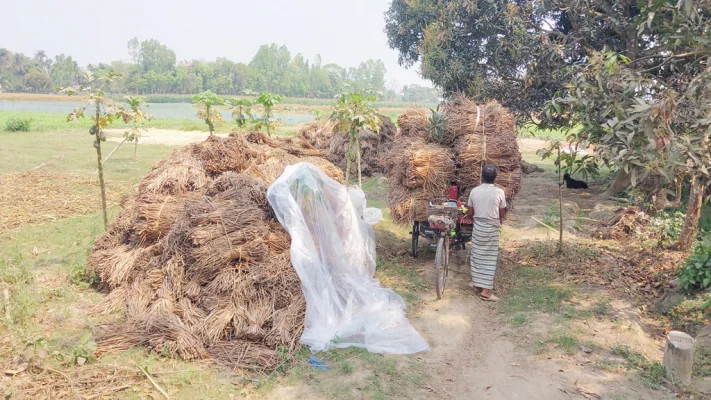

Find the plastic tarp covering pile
[[267, 162, 429, 354]]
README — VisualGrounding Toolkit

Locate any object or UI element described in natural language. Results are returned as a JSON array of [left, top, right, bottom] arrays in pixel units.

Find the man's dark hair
[[482, 164, 498, 184]]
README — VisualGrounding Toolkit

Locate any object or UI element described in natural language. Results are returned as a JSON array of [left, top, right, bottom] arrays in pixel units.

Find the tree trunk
[[207, 105, 213, 136], [345, 132, 354, 184], [95, 101, 108, 228], [599, 169, 632, 200], [558, 144, 564, 253], [355, 128, 362, 187], [676, 174, 705, 251]]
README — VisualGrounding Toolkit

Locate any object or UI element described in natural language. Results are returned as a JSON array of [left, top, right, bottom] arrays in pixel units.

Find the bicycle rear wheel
[[411, 221, 420, 258]]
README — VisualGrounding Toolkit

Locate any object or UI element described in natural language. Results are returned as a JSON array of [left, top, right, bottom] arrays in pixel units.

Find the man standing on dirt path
[[466, 164, 506, 302]]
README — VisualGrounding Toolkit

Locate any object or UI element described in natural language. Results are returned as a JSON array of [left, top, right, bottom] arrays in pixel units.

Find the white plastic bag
[[348, 186, 383, 226], [267, 162, 429, 354]]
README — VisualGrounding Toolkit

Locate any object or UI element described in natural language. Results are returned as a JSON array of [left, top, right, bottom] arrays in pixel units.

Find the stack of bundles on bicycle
[[397, 108, 430, 138], [86, 134, 346, 372], [384, 94, 522, 225], [296, 114, 397, 176]]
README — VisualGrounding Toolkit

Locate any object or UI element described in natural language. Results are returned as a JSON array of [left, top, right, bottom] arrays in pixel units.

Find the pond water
[[0, 100, 314, 125]]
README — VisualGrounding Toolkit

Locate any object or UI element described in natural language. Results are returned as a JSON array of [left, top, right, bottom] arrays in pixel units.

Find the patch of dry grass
[[0, 172, 125, 232]]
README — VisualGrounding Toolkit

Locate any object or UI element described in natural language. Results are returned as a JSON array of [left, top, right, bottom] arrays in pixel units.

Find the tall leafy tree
[[543, 1, 711, 250], [249, 44, 291, 93], [51, 54, 81, 87], [385, 0, 651, 120], [33, 50, 53, 74], [23, 70, 53, 93], [138, 39, 176, 74]]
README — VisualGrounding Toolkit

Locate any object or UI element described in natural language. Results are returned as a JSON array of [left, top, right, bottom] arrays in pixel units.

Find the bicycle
[[411, 201, 473, 299]]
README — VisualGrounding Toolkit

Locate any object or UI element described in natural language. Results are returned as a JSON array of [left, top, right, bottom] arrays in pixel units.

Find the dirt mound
[[298, 115, 397, 177], [90, 134, 344, 371], [384, 96, 522, 224]]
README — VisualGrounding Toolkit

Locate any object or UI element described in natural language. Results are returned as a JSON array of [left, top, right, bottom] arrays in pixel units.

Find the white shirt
[[467, 184, 507, 226]]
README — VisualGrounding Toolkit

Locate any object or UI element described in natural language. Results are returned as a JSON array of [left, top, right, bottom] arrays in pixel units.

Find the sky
[[1, 0, 431, 89]]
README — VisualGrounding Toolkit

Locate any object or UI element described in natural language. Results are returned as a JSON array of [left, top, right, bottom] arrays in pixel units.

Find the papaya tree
[[330, 91, 381, 186], [226, 98, 254, 129], [192, 90, 224, 135], [253, 91, 284, 135], [64, 71, 130, 228]]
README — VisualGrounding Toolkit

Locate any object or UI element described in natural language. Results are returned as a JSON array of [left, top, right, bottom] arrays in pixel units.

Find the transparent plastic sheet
[[348, 186, 383, 226], [267, 163, 429, 354]]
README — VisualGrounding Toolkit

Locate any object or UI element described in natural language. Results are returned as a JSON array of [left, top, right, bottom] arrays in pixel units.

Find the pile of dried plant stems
[[397, 108, 430, 139], [297, 114, 397, 177], [89, 133, 344, 372], [593, 207, 653, 240], [386, 96, 522, 225]]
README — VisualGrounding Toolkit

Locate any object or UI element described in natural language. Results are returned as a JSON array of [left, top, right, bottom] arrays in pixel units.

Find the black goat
[[563, 173, 588, 189]]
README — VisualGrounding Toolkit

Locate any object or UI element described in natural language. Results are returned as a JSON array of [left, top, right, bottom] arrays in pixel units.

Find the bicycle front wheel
[[435, 237, 448, 299]]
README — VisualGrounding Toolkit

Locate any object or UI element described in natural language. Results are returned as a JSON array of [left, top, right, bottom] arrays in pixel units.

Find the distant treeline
[[0, 39, 441, 103]]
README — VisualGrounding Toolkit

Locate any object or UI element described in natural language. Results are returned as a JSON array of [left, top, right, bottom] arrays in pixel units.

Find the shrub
[[4, 117, 32, 132], [653, 210, 685, 246], [680, 237, 711, 291]]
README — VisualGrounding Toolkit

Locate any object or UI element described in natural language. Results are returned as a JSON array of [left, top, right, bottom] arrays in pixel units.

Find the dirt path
[[104, 128, 220, 146], [412, 261, 667, 399], [406, 163, 674, 400]]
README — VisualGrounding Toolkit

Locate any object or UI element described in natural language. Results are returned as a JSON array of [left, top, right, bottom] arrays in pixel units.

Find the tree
[[288, 54, 311, 97], [33, 50, 53, 74], [541, 0, 711, 250], [64, 72, 131, 228], [51, 54, 81, 87], [403, 84, 441, 103], [253, 91, 284, 135], [227, 98, 254, 129], [330, 92, 381, 186], [139, 39, 176, 74], [127, 37, 141, 65], [23, 70, 53, 93], [249, 44, 291, 93], [192, 90, 224, 135], [384, 0, 653, 120]]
